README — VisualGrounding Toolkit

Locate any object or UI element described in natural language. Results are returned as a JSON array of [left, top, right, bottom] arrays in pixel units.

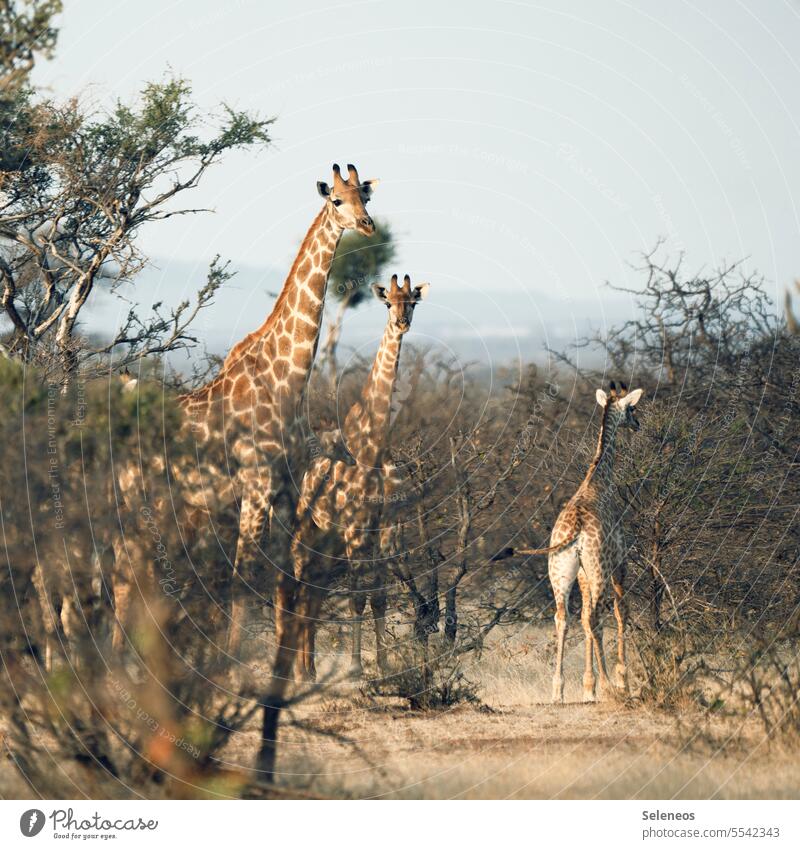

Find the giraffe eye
[[332, 199, 343, 207]]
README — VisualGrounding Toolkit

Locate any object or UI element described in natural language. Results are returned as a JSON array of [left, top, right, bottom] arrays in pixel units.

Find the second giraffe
[[290, 274, 429, 680]]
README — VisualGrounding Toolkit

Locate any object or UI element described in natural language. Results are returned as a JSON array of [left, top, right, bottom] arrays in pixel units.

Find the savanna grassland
[[1, 256, 799, 800], [1, 1, 799, 803], [168, 627, 800, 800], [4, 624, 797, 800]]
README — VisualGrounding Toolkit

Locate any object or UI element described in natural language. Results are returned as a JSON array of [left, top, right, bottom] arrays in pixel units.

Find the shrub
[[0, 361, 255, 798]]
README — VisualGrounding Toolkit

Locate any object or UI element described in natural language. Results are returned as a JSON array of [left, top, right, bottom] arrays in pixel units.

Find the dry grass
[[3, 621, 795, 800], [206, 624, 800, 800], [2, 623, 795, 800]]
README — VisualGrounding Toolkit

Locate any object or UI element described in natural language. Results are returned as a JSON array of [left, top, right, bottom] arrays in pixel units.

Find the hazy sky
[[33, 0, 800, 363]]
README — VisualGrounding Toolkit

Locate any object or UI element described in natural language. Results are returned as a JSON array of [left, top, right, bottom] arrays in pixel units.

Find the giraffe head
[[371, 274, 429, 333], [596, 381, 643, 430], [317, 163, 378, 235]]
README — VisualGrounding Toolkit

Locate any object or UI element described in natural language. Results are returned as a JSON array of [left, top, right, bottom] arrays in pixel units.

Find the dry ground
[[220, 624, 800, 799], [2, 625, 797, 799]]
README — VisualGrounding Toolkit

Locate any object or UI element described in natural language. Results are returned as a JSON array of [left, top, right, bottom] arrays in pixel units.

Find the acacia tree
[[1, 0, 60, 187], [386, 361, 550, 654], [0, 0, 60, 92], [1, 67, 271, 378]]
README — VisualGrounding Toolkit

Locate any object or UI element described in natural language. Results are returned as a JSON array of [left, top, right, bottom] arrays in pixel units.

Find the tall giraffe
[[290, 274, 429, 680], [113, 164, 379, 655], [547, 382, 642, 703]]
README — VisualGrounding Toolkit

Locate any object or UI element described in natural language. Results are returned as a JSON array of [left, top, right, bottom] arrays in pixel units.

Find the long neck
[[584, 406, 619, 491], [346, 321, 404, 463], [258, 205, 342, 409]]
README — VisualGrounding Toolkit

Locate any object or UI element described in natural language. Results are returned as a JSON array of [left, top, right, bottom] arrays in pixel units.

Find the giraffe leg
[[59, 539, 99, 673], [585, 593, 612, 699], [111, 532, 143, 654], [291, 531, 314, 682], [579, 587, 596, 703], [552, 592, 568, 703], [576, 534, 613, 700], [32, 563, 64, 672], [49, 597, 63, 672], [370, 590, 390, 677], [612, 576, 629, 692], [229, 494, 270, 658], [592, 623, 613, 697], [112, 579, 132, 653], [549, 545, 579, 704], [344, 533, 379, 679], [298, 591, 324, 682], [95, 538, 116, 650], [44, 595, 62, 672], [349, 591, 367, 678], [293, 525, 341, 682]]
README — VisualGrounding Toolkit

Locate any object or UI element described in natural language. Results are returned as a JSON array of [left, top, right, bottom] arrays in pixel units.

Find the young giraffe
[[114, 164, 378, 655], [290, 274, 429, 680], [548, 381, 642, 703]]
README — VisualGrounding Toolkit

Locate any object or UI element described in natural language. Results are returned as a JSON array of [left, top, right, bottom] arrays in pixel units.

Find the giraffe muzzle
[[358, 216, 375, 234]]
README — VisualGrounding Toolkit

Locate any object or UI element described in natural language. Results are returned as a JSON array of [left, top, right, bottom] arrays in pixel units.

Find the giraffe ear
[[372, 283, 389, 303], [413, 282, 430, 302], [361, 178, 379, 198], [596, 389, 608, 407], [621, 388, 643, 407], [317, 181, 331, 198]]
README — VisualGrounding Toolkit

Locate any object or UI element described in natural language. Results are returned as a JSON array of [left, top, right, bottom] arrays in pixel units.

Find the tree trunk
[[255, 438, 305, 782], [444, 584, 458, 644], [446, 435, 471, 646], [322, 295, 351, 384], [416, 500, 441, 632], [411, 594, 438, 705], [55, 275, 90, 388], [650, 516, 664, 631]]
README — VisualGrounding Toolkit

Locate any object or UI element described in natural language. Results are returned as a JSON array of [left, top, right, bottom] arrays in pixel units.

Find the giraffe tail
[[490, 535, 579, 561]]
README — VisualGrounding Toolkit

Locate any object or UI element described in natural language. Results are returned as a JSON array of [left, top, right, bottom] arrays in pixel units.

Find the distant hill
[[80, 258, 635, 372]]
